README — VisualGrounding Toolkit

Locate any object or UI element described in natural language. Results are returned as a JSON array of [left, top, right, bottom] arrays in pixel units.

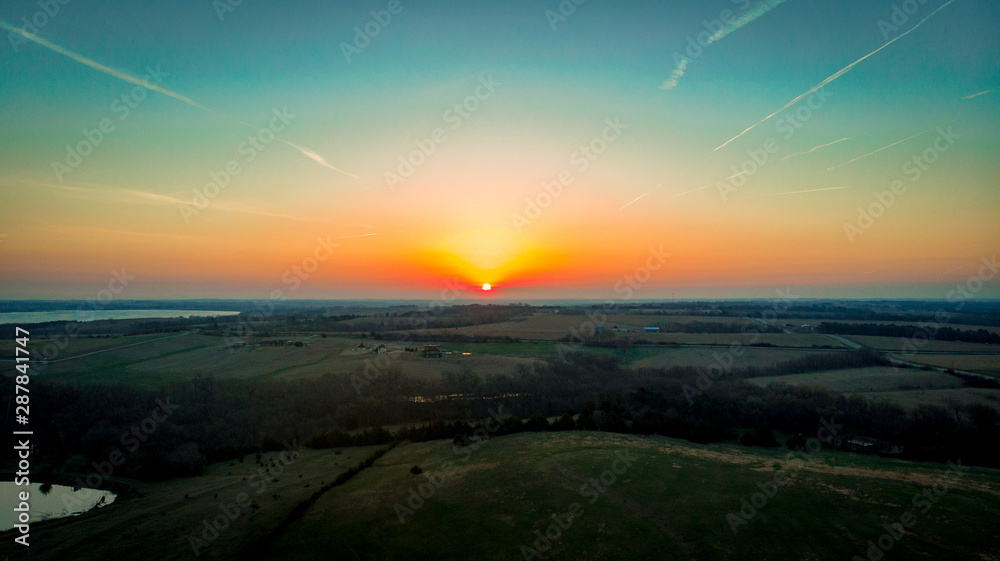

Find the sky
[[0, 0, 998, 300]]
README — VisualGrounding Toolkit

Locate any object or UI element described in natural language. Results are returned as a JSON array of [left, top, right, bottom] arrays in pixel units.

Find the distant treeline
[[269, 304, 532, 333], [4, 347, 999, 488], [611, 301, 1000, 327], [0, 316, 209, 341], [817, 322, 1000, 345]]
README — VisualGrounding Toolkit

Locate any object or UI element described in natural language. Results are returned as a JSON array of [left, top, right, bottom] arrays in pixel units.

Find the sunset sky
[[1, 0, 998, 300]]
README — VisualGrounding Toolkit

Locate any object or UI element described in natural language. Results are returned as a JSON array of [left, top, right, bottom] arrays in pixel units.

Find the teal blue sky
[[0, 0, 998, 299]]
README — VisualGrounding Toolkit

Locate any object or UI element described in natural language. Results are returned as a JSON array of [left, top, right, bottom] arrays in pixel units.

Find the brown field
[[629, 347, 837, 370], [772, 318, 1000, 335], [746, 367, 963, 393], [841, 335, 1000, 353], [410, 313, 844, 348], [3, 445, 383, 561], [629, 332, 842, 347], [903, 354, 1000, 377], [4, 333, 538, 386], [850, 387, 1000, 410], [0, 332, 177, 359], [746, 366, 1000, 410]]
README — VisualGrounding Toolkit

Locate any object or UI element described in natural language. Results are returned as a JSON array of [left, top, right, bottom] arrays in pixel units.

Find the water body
[[0, 310, 240, 325], [1, 482, 116, 531]]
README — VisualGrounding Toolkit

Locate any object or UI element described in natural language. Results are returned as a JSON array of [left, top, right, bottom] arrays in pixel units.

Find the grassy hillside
[[266, 432, 1000, 561], [3, 431, 999, 560], [0, 446, 384, 561]]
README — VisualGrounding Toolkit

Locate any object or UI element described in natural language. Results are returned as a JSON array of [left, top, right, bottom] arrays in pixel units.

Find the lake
[[0, 310, 240, 325], [1, 482, 116, 531]]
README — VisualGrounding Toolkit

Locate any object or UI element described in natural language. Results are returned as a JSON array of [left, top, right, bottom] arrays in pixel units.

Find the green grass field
[[904, 354, 1000, 378], [411, 314, 845, 348], [747, 366, 1000, 410], [843, 335, 999, 353], [629, 347, 838, 371], [0, 445, 384, 561], [9, 432, 999, 560], [2, 334, 543, 386], [5, 432, 1000, 560], [849, 388, 1000, 411], [746, 367, 965, 393], [266, 432, 1000, 560]]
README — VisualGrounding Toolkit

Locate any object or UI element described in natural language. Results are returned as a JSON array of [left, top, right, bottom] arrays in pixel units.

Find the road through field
[[8, 330, 197, 364]]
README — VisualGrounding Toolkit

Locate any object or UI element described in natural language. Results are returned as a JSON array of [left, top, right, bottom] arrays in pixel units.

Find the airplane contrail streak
[[712, 0, 957, 152], [281, 140, 360, 178], [782, 137, 850, 160], [962, 89, 992, 100], [674, 170, 751, 198], [751, 185, 851, 197], [618, 191, 651, 211], [661, 0, 787, 90], [824, 123, 947, 171], [0, 20, 209, 111], [708, 0, 788, 43], [0, 19, 357, 179]]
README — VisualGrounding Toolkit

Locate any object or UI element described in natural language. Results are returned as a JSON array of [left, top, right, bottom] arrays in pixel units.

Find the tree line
[[818, 322, 1000, 344], [3, 349, 998, 489]]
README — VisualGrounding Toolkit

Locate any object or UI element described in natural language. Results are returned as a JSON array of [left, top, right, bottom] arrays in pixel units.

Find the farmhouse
[[421, 345, 443, 358], [372, 343, 389, 354]]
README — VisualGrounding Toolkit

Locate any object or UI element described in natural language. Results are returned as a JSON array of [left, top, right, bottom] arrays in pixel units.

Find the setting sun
[[482, 283, 492, 291]]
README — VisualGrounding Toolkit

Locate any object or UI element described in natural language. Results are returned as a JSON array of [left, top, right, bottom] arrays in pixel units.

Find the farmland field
[[0, 446, 384, 561], [13, 432, 995, 561], [412, 313, 845, 348], [838, 335, 1000, 353], [267, 432, 1000, 561], [772, 318, 1000, 336], [628, 347, 839, 370], [902, 354, 1000, 377], [0, 332, 181, 359], [3, 301, 1000, 560], [746, 367, 964, 393], [851, 388, 1000, 411], [0, 333, 542, 387]]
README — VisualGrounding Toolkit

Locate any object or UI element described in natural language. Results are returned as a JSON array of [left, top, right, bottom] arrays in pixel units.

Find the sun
[[482, 283, 492, 291]]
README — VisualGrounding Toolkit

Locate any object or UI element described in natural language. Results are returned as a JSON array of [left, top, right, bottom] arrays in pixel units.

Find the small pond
[[1, 482, 116, 531]]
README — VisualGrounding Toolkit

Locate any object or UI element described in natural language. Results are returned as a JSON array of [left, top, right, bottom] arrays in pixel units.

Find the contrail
[[0, 19, 209, 111], [661, 0, 787, 90], [751, 185, 851, 197], [782, 137, 849, 160], [0, 19, 357, 179], [16, 178, 309, 220], [713, 0, 957, 151], [618, 190, 652, 210], [962, 89, 992, 100], [708, 0, 788, 43], [674, 170, 750, 198], [660, 59, 688, 91], [673, 183, 713, 198], [280, 140, 359, 178], [825, 124, 946, 171]]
